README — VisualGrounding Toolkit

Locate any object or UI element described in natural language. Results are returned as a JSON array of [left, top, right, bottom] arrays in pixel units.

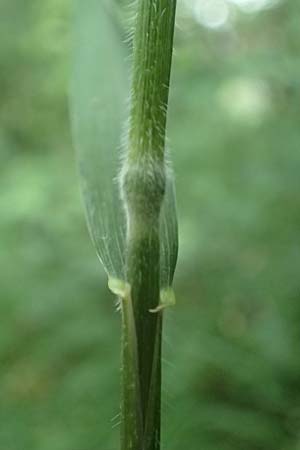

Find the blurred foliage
[[1, 0, 300, 449]]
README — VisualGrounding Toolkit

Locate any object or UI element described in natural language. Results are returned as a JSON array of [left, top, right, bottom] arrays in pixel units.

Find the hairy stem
[[120, 1, 177, 450]]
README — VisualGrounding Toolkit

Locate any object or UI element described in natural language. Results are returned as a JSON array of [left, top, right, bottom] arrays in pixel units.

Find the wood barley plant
[[70, 1, 178, 449]]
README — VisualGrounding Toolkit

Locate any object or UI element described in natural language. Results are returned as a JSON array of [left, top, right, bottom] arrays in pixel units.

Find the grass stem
[[120, 1, 177, 449]]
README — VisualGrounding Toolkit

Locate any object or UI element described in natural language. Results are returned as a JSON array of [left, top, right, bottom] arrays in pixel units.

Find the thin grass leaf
[[70, 0, 128, 281], [70, 1, 178, 296]]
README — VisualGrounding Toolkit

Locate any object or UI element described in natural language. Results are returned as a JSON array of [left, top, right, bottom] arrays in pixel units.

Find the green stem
[[120, 1, 177, 450], [128, 0, 177, 162]]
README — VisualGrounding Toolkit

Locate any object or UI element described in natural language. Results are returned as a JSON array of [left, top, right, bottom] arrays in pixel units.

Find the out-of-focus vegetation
[[1, 0, 300, 449]]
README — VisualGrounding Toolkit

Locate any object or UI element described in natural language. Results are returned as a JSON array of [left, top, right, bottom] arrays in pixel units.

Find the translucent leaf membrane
[[70, 0, 178, 294], [70, 0, 127, 280], [160, 166, 178, 290]]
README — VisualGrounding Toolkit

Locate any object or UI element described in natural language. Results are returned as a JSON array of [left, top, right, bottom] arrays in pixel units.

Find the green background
[[1, 0, 300, 449]]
